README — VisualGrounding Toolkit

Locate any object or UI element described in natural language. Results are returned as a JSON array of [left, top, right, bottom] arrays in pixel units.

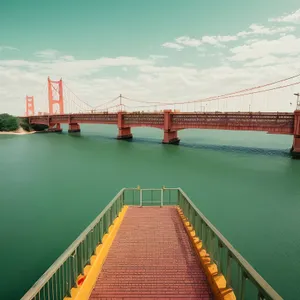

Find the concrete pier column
[[291, 110, 300, 158], [162, 110, 180, 144], [291, 137, 300, 158], [163, 130, 180, 144], [68, 123, 81, 133], [117, 112, 133, 140], [117, 127, 132, 140]]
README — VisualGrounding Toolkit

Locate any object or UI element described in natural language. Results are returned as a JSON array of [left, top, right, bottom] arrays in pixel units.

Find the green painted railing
[[22, 187, 282, 300], [177, 188, 282, 300], [21, 189, 125, 300], [123, 187, 178, 206]]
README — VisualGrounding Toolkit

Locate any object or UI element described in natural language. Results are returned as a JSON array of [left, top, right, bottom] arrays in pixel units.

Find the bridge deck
[[89, 206, 212, 299]]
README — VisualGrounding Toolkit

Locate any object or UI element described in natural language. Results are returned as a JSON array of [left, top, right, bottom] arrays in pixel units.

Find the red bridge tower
[[25, 96, 35, 116], [47, 77, 64, 132], [48, 77, 64, 114]]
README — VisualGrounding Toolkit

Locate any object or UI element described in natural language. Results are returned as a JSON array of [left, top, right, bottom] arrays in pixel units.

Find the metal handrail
[[21, 187, 282, 300], [177, 188, 282, 300], [21, 188, 125, 300]]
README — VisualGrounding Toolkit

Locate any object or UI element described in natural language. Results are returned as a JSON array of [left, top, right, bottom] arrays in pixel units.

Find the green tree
[[0, 114, 19, 131]]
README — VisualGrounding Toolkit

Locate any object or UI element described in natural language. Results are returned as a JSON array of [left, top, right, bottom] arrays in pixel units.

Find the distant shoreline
[[0, 127, 36, 135]]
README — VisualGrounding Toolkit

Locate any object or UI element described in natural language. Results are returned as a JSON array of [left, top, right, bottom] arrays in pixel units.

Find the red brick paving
[[89, 206, 213, 299]]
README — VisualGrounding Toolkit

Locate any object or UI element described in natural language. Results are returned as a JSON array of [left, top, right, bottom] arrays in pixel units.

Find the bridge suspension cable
[[61, 72, 300, 113], [93, 96, 121, 109], [28, 72, 300, 115], [187, 72, 300, 105], [120, 80, 300, 110], [120, 72, 300, 107], [64, 83, 93, 109]]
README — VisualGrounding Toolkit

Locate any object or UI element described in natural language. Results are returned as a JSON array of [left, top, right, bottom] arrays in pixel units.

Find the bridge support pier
[[117, 111, 133, 140], [162, 110, 180, 145], [163, 130, 180, 144], [117, 127, 133, 140], [291, 110, 300, 158], [48, 123, 62, 133], [291, 136, 300, 158], [68, 123, 81, 133]]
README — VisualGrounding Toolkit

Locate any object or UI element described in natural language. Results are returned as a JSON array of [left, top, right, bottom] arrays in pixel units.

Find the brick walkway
[[90, 206, 213, 299]]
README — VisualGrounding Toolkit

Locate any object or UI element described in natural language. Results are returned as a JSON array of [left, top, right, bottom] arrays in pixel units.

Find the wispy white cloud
[[175, 36, 203, 47], [149, 55, 168, 60], [183, 62, 196, 67], [229, 35, 300, 62], [60, 55, 75, 61], [237, 24, 295, 37], [243, 55, 300, 67], [0, 56, 153, 78], [162, 23, 295, 51], [245, 39, 260, 44], [202, 35, 238, 45], [34, 49, 59, 59], [165, 35, 237, 50], [269, 9, 300, 24], [161, 42, 184, 51], [0, 45, 19, 51]]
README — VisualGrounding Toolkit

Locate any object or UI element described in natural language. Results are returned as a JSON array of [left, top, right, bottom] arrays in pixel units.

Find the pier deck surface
[[90, 206, 213, 299]]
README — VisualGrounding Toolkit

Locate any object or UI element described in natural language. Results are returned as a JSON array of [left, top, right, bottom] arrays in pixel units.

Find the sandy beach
[[0, 127, 36, 135]]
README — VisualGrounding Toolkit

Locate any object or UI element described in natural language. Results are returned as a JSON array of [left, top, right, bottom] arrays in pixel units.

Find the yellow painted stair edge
[[64, 205, 128, 300], [177, 207, 236, 300]]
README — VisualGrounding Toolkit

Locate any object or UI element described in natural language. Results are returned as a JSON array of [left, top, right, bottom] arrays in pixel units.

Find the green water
[[1, 125, 299, 300]]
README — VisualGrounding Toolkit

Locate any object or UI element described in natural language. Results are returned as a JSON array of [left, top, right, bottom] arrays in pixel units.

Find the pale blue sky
[[1, 1, 300, 114]]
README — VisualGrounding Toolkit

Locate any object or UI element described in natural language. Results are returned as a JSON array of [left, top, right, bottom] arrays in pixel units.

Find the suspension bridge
[[23, 76, 300, 158]]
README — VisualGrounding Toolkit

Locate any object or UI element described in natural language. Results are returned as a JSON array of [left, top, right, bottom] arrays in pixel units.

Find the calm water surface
[[1, 125, 299, 299]]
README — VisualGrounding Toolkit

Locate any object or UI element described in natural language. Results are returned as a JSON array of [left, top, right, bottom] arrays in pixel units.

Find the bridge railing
[[177, 188, 282, 300], [21, 189, 125, 300], [123, 187, 282, 300], [22, 187, 282, 300], [123, 187, 178, 206]]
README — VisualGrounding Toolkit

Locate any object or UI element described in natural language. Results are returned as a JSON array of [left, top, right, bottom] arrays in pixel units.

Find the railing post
[[160, 189, 163, 207], [139, 189, 143, 206], [226, 252, 232, 288]]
